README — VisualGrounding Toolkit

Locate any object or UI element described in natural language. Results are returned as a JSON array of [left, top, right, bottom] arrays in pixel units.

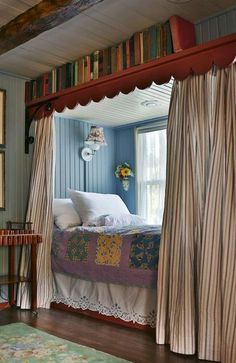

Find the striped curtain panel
[[17, 116, 54, 309], [156, 63, 236, 363]]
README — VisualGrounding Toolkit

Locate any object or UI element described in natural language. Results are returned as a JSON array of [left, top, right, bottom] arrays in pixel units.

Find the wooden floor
[[0, 307, 211, 363]]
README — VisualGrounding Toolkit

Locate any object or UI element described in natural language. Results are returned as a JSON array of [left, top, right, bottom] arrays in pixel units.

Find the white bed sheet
[[52, 272, 157, 327]]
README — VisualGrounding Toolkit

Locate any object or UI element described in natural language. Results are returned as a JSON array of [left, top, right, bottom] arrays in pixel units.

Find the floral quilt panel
[[52, 225, 161, 288]]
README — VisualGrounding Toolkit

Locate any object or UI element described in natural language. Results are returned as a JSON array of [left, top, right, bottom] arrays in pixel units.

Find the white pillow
[[91, 213, 146, 227], [68, 189, 130, 225], [104, 214, 146, 227], [53, 198, 82, 230]]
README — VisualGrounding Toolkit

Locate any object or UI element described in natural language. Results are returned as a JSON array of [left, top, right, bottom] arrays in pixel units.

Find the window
[[136, 121, 167, 225]]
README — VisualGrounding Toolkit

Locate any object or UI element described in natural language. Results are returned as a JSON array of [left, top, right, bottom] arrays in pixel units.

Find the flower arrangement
[[115, 162, 134, 191]]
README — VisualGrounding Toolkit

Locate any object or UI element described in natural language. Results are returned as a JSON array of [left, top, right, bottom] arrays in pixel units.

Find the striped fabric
[[17, 116, 54, 309], [156, 63, 236, 363]]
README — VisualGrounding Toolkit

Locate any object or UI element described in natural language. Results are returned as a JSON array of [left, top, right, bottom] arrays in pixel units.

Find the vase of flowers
[[115, 162, 134, 191]]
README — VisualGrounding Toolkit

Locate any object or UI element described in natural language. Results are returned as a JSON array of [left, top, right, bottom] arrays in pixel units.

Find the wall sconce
[[81, 126, 107, 161]]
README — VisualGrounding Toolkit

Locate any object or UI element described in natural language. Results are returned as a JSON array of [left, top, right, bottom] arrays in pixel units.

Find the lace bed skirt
[[52, 272, 157, 327]]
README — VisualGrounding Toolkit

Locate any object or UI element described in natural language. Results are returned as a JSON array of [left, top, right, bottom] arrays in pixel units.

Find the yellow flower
[[120, 167, 130, 177]]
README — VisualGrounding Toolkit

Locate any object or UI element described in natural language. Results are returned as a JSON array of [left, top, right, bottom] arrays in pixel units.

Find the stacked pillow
[[53, 190, 146, 229], [53, 198, 82, 230], [68, 189, 130, 226]]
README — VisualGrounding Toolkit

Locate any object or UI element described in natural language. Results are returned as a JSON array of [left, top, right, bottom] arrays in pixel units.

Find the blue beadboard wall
[[54, 116, 116, 197], [195, 6, 236, 44], [115, 127, 136, 214], [115, 117, 168, 214], [54, 117, 169, 215]]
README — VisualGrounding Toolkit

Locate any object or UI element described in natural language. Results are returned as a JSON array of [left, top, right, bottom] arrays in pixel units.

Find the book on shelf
[[90, 51, 99, 80], [107, 47, 112, 75], [36, 76, 42, 98], [122, 41, 127, 70], [165, 21, 174, 55], [84, 55, 91, 82], [156, 23, 162, 58], [111, 46, 117, 74], [78, 58, 85, 84], [61, 64, 66, 89], [99, 50, 104, 78], [129, 35, 135, 66], [149, 24, 157, 60], [66, 63, 73, 88], [48, 72, 52, 94], [73, 61, 78, 86], [56, 67, 62, 92], [169, 15, 196, 52], [133, 32, 140, 65], [102, 47, 112, 76], [41, 73, 49, 96], [143, 28, 151, 63], [116, 43, 123, 72], [125, 40, 130, 68], [52, 68, 57, 93], [25, 15, 197, 102], [139, 32, 144, 64]]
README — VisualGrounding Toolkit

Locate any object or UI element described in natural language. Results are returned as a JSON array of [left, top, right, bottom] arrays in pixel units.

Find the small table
[[0, 229, 42, 311]]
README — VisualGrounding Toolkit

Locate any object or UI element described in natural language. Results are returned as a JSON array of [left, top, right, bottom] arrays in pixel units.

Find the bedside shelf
[[0, 229, 42, 311]]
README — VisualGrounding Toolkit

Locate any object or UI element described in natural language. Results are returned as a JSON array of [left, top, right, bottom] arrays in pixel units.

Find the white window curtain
[[156, 63, 236, 363], [136, 124, 167, 225], [17, 115, 54, 309]]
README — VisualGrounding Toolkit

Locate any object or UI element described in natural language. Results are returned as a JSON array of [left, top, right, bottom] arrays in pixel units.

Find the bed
[[51, 192, 161, 327]]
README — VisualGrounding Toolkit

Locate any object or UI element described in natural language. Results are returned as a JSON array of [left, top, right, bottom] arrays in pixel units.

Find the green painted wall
[[0, 72, 32, 301]]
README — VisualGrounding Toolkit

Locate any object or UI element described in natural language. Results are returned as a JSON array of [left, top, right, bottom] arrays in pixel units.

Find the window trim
[[135, 118, 168, 220]]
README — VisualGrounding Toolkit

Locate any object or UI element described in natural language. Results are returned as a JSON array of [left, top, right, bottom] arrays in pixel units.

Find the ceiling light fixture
[[141, 100, 159, 108]]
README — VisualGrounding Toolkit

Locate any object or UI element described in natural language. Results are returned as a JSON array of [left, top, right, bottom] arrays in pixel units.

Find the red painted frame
[[26, 33, 236, 120], [24, 33, 236, 152]]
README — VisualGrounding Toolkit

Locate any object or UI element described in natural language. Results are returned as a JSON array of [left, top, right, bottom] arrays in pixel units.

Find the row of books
[[25, 16, 195, 103]]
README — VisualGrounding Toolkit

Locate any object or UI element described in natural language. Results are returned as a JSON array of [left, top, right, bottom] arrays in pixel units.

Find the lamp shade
[[85, 126, 107, 146]]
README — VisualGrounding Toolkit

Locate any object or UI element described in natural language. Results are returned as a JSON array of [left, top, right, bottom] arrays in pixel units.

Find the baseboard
[[0, 302, 10, 310], [51, 302, 154, 331]]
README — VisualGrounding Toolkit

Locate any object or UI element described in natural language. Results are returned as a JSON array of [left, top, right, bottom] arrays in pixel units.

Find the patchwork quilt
[[51, 225, 161, 288]]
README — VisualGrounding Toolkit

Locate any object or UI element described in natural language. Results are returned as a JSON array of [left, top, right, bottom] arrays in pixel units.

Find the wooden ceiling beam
[[0, 0, 104, 56]]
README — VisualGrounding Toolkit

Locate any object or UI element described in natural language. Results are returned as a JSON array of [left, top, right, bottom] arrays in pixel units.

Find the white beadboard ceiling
[[55, 80, 173, 127], [0, 0, 234, 78]]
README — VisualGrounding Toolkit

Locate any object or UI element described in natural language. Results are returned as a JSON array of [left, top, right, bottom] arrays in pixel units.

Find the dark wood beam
[[0, 0, 104, 56]]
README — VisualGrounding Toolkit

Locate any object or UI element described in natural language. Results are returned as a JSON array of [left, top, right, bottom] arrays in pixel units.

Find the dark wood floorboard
[[0, 308, 212, 363]]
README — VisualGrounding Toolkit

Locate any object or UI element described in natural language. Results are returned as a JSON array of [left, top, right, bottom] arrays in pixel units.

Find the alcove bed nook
[[23, 33, 236, 338]]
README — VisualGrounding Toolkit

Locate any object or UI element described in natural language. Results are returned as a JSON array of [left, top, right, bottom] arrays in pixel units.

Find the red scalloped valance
[[26, 33, 236, 121]]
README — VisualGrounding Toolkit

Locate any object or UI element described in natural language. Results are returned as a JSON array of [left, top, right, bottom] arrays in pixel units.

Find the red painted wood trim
[[26, 33, 236, 120], [50, 302, 154, 331], [0, 302, 10, 310]]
